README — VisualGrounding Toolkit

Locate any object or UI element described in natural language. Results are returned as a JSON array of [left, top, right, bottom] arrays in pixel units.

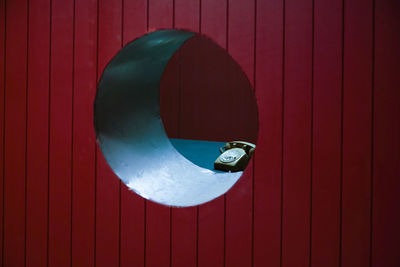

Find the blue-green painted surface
[[169, 138, 226, 172]]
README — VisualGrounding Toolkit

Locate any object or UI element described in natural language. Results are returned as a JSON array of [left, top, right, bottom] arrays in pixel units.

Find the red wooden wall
[[1, 0, 400, 266]]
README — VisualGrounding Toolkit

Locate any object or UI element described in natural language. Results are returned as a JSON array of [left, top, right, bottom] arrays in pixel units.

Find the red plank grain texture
[[26, 0, 50, 266], [341, 0, 373, 266], [311, 0, 343, 266], [146, 1, 173, 266], [201, 0, 226, 51], [254, 0, 284, 266], [119, 1, 146, 266], [148, 0, 173, 30], [198, 199, 225, 267], [71, 0, 97, 266], [175, 0, 199, 31], [119, 184, 145, 267], [372, 0, 400, 266], [0, 0, 5, 263], [123, 0, 147, 45], [225, 0, 254, 266], [3, 0, 28, 266], [146, 202, 171, 267], [282, 0, 312, 266], [171, 207, 197, 267], [96, 0, 122, 266], [48, 0, 74, 266], [197, 1, 226, 266]]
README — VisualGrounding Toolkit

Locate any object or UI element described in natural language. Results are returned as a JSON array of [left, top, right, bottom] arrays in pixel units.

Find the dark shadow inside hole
[[160, 35, 258, 172]]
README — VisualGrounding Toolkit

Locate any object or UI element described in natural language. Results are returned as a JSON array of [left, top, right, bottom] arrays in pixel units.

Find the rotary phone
[[214, 141, 256, 172]]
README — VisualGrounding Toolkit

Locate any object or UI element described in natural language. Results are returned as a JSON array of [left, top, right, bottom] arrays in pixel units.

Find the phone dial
[[214, 141, 256, 172]]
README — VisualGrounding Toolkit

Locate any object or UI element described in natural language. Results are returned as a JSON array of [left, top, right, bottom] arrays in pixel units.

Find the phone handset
[[214, 141, 256, 172]]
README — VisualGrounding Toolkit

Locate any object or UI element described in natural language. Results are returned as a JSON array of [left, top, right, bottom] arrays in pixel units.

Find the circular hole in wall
[[94, 30, 258, 207]]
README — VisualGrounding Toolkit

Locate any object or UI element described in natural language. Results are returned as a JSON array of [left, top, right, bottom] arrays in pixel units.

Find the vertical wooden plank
[[146, 2, 173, 266], [227, 0, 254, 81], [0, 0, 5, 263], [201, 0, 226, 48], [26, 0, 50, 266], [225, 0, 254, 266], [341, 0, 373, 266], [372, 0, 400, 266], [175, 0, 199, 31], [225, 169, 253, 266], [120, 188, 145, 267], [198, 199, 225, 267], [148, 0, 173, 30], [3, 0, 28, 266], [123, 0, 147, 45], [146, 202, 171, 267], [281, 0, 312, 266], [171, 207, 197, 267], [254, 0, 283, 265], [48, 0, 74, 265], [170, 2, 199, 267], [311, 0, 343, 265], [120, 0, 146, 266], [71, 0, 97, 266], [197, 0, 226, 266], [96, 0, 122, 265]]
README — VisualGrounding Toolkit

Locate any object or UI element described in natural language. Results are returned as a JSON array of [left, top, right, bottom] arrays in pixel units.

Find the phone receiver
[[214, 141, 256, 172]]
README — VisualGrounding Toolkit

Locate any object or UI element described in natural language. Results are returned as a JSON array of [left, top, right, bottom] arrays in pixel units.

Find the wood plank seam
[[369, 0, 375, 265], [280, 0, 286, 265], [0, 0, 5, 263]]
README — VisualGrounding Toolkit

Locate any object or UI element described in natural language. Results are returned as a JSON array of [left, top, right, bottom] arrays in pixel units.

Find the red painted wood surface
[[282, 0, 312, 266], [1, 0, 400, 266], [26, 0, 50, 266], [0, 0, 5, 264], [3, 0, 28, 266], [253, 0, 283, 265], [372, 0, 400, 266], [0, 0, 4, 263], [311, 0, 342, 265], [96, 0, 122, 266], [72, 0, 97, 265], [48, 0, 74, 265], [341, 0, 373, 266]]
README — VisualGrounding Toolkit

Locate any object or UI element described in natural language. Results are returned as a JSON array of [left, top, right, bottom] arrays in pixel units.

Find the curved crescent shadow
[[95, 30, 243, 207]]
